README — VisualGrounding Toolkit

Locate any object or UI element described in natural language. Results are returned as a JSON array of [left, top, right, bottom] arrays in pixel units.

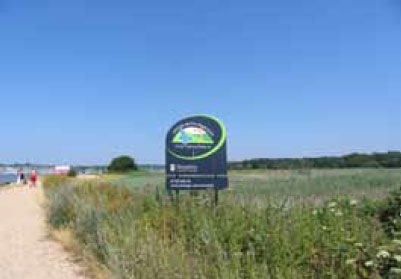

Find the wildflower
[[394, 255, 401, 263], [377, 245, 389, 251], [364, 260, 374, 267], [328, 202, 337, 208], [312, 210, 318, 215], [376, 250, 390, 259], [390, 268, 401, 275], [346, 259, 356, 265], [335, 211, 343, 217], [322, 226, 328, 231], [393, 239, 401, 246], [350, 200, 358, 206], [354, 243, 363, 248], [330, 208, 336, 213]]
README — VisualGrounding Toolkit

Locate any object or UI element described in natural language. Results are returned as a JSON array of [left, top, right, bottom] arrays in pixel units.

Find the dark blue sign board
[[166, 115, 228, 191]]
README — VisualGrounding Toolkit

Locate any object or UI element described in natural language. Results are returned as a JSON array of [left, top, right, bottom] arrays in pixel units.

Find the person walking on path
[[17, 169, 26, 185], [21, 169, 26, 185], [17, 169, 22, 184], [30, 169, 38, 187]]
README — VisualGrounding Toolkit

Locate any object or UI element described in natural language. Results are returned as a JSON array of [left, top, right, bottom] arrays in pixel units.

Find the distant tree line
[[229, 151, 401, 170]]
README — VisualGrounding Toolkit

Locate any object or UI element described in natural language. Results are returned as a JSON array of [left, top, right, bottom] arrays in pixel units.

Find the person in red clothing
[[30, 169, 38, 187]]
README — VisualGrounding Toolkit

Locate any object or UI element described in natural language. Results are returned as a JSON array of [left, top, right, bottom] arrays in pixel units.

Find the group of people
[[16, 169, 38, 187]]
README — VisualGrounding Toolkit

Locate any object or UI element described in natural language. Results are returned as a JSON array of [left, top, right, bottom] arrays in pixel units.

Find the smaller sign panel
[[166, 115, 228, 190]]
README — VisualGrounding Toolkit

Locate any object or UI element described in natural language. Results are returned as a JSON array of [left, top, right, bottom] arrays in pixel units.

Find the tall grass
[[42, 170, 401, 279]]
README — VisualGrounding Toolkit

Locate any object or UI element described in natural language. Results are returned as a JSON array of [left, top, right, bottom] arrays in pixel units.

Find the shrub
[[68, 168, 77, 177], [73, 202, 109, 263], [108, 156, 138, 173], [379, 187, 401, 238], [47, 183, 76, 228]]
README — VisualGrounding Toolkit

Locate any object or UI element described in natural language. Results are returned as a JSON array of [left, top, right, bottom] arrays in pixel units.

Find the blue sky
[[0, 0, 400, 164]]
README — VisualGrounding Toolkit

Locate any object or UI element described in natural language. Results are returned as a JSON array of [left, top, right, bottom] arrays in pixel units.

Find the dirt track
[[0, 185, 86, 279]]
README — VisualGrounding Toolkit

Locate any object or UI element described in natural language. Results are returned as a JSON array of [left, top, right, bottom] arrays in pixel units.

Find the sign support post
[[214, 187, 219, 206], [175, 189, 180, 205]]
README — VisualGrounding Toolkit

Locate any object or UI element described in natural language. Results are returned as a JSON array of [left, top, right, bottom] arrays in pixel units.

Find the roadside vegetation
[[43, 169, 401, 279]]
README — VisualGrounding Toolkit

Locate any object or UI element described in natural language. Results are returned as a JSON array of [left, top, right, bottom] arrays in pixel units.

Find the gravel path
[[0, 185, 86, 279]]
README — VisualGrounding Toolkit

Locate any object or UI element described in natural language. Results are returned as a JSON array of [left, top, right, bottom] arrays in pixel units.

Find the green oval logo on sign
[[166, 115, 227, 161]]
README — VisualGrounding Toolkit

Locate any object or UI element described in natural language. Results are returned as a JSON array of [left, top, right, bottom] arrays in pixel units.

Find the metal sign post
[[166, 115, 228, 204]]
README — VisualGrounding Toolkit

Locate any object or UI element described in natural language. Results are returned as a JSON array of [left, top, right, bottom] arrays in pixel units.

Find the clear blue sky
[[0, 0, 400, 165]]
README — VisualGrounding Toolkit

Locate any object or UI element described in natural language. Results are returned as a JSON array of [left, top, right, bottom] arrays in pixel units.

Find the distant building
[[54, 165, 72, 175]]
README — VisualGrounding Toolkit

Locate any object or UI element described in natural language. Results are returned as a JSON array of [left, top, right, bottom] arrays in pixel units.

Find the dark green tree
[[108, 156, 138, 172], [67, 168, 77, 177]]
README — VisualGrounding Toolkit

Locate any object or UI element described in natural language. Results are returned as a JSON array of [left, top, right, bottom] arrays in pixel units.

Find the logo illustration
[[166, 115, 226, 161], [172, 126, 214, 144]]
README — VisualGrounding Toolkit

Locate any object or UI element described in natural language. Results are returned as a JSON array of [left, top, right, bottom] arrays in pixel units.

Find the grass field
[[118, 168, 401, 202], [43, 169, 401, 279]]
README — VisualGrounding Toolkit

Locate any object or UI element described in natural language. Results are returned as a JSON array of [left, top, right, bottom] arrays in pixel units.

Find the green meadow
[[43, 169, 401, 279], [119, 168, 401, 202]]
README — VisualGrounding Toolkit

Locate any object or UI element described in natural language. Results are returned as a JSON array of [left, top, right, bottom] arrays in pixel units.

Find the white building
[[54, 165, 72, 175]]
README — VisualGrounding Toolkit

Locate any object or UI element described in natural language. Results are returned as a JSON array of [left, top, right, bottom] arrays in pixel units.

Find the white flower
[[312, 210, 318, 215], [328, 202, 337, 208], [322, 226, 328, 231], [335, 211, 343, 217], [350, 200, 358, 206], [346, 259, 356, 265], [365, 260, 374, 267], [393, 239, 401, 246], [393, 255, 401, 263], [354, 243, 363, 248], [390, 268, 401, 274], [376, 250, 390, 259]]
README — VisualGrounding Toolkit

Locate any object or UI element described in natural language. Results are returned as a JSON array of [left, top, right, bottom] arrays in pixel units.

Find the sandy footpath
[[0, 184, 86, 279]]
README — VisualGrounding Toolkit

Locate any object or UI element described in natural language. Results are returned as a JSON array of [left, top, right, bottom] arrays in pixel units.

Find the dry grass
[[50, 228, 111, 279]]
